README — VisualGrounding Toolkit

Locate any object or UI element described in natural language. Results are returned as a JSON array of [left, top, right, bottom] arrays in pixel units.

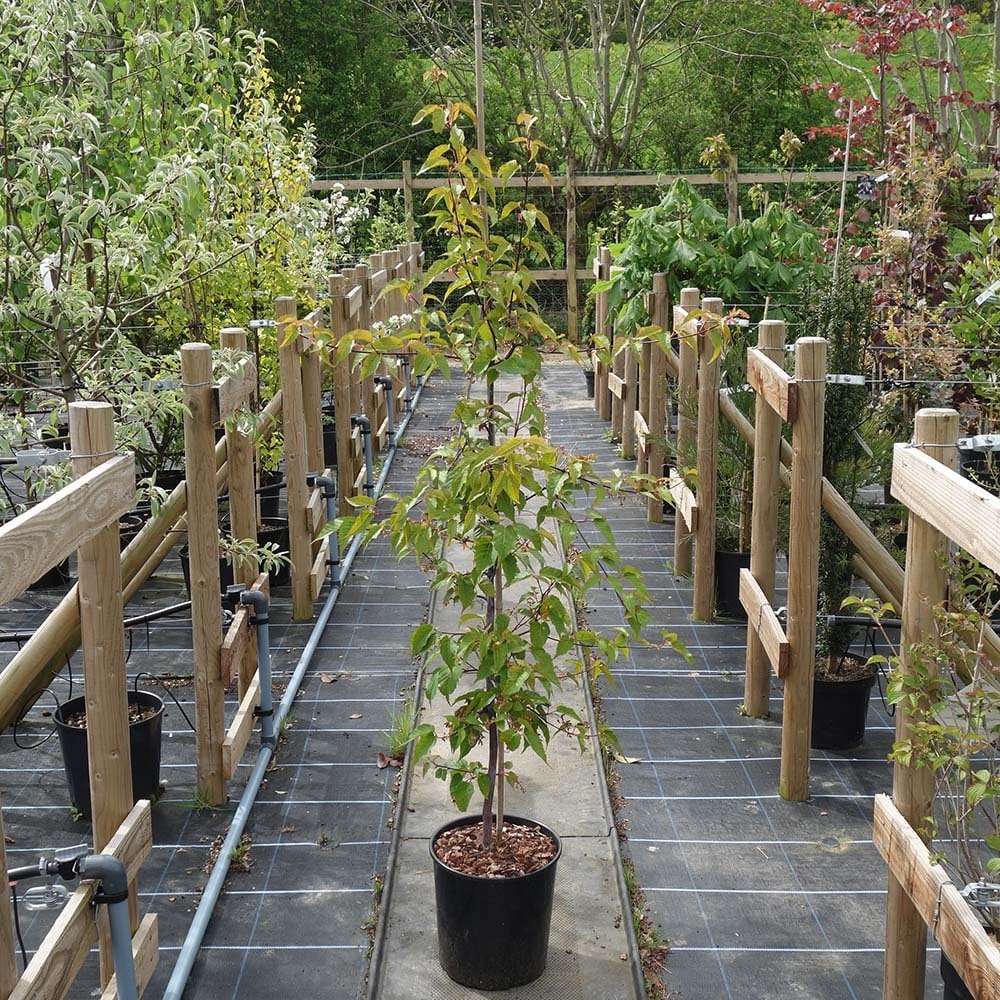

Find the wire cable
[[133, 672, 195, 732], [10, 883, 27, 971]]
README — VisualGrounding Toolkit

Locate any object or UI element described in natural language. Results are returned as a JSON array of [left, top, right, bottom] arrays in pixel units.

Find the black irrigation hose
[[10, 883, 26, 971], [12, 687, 62, 751], [133, 672, 196, 732]]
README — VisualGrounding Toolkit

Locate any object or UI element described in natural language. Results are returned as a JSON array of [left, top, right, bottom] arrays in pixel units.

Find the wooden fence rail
[[0, 403, 157, 995]]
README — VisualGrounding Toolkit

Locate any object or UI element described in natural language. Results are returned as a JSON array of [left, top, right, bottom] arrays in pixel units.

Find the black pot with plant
[[431, 814, 561, 989], [179, 517, 290, 596], [331, 95, 680, 990], [808, 271, 877, 750], [713, 333, 755, 620], [54, 690, 164, 819]]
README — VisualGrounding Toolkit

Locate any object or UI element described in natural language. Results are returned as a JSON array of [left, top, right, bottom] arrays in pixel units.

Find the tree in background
[[239, 0, 422, 172], [391, 0, 833, 175]]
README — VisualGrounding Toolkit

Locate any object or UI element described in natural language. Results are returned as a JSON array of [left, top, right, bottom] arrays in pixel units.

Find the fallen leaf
[[350, 713, 363, 719], [613, 752, 642, 764], [319, 673, 337, 684], [280, 826, 297, 834], [377, 752, 402, 769], [4, 836, 14, 845]]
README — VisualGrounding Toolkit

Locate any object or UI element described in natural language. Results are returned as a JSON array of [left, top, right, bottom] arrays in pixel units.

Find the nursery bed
[[542, 362, 942, 1000], [0, 376, 457, 999]]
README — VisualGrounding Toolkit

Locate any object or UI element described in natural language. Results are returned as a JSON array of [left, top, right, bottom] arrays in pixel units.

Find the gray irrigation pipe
[[162, 376, 428, 1000]]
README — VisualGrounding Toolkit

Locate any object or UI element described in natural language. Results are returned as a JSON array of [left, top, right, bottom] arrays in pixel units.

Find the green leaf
[[410, 623, 435, 658]]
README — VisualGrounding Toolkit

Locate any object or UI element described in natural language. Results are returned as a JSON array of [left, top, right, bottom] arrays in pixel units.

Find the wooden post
[[276, 299, 313, 622], [647, 275, 668, 523], [638, 330, 652, 476], [674, 287, 700, 569], [353, 263, 379, 456], [779, 336, 827, 802], [329, 275, 356, 517], [692, 297, 723, 621], [384, 249, 405, 407], [622, 341, 638, 461], [597, 247, 612, 421], [725, 156, 740, 227], [883, 407, 958, 1000], [402, 159, 415, 239], [219, 328, 259, 700], [70, 401, 134, 983], [300, 331, 324, 477], [181, 344, 226, 805], [220, 329, 259, 590], [565, 157, 578, 342], [610, 322, 625, 444], [743, 321, 786, 719]]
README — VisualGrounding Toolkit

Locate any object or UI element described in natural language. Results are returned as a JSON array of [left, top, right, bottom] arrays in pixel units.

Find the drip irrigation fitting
[[8, 849, 138, 1000], [161, 375, 427, 1000], [240, 587, 274, 747], [307, 473, 339, 585], [374, 376, 396, 446], [351, 414, 374, 496], [400, 356, 413, 412]]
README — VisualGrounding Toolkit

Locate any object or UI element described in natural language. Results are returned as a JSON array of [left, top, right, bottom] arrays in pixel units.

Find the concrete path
[[372, 375, 640, 1000]]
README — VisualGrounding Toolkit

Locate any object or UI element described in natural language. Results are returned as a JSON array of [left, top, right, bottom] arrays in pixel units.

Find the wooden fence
[[318, 165, 878, 342], [875, 407, 1000, 999], [0, 401, 157, 997], [592, 250, 1000, 804]]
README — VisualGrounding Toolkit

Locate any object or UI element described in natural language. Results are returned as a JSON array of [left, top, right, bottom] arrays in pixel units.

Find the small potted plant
[[330, 80, 685, 989]]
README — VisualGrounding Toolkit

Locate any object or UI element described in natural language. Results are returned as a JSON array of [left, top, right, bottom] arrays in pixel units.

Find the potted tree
[[330, 80, 685, 990], [807, 271, 878, 750]]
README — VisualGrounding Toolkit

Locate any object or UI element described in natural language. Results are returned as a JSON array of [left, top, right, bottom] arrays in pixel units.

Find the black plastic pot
[[941, 952, 975, 1000], [179, 517, 289, 595], [152, 467, 186, 493], [431, 815, 560, 990], [714, 550, 751, 620], [811, 673, 876, 750], [584, 369, 595, 398], [28, 558, 71, 590], [119, 511, 148, 551], [322, 404, 337, 467], [258, 470, 282, 520], [54, 691, 164, 820], [179, 545, 233, 597]]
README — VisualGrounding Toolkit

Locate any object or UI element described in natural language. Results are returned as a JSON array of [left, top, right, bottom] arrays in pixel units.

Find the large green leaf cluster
[[607, 179, 828, 334]]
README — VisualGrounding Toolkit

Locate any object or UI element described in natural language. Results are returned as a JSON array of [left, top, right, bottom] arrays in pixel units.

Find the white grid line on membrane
[[141, 888, 370, 898], [631, 838, 874, 846], [645, 887, 885, 895], [671, 946, 941, 954], [1, 798, 392, 810], [7, 840, 387, 853], [629, 792, 876, 801]]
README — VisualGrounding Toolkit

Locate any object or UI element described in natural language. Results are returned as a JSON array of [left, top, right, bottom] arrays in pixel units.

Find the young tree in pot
[[331, 79, 685, 990], [808, 271, 878, 750]]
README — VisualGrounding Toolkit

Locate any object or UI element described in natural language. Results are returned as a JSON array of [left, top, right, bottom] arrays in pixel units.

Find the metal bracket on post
[[374, 375, 396, 447], [306, 472, 340, 585], [400, 355, 413, 412], [239, 588, 274, 748], [351, 415, 374, 496]]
